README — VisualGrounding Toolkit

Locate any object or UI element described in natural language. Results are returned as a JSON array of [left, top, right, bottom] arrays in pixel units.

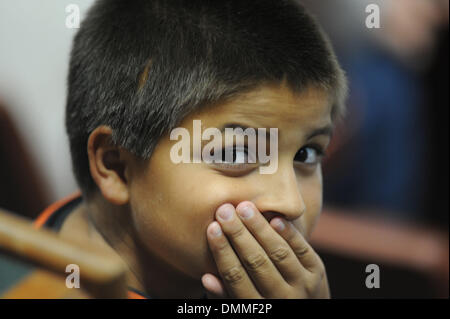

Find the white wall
[[0, 0, 94, 201]]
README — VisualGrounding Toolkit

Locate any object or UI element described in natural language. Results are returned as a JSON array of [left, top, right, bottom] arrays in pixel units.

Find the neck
[[84, 198, 206, 299]]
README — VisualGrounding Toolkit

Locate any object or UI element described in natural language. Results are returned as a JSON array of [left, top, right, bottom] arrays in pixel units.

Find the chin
[[187, 251, 220, 279]]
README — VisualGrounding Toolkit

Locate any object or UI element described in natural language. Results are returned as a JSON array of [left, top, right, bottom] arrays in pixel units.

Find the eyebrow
[[306, 125, 334, 140], [219, 123, 333, 141], [220, 123, 262, 137], [220, 123, 255, 130]]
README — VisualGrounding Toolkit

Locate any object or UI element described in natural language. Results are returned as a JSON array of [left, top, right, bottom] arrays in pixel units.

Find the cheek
[[295, 172, 323, 238], [128, 163, 255, 276]]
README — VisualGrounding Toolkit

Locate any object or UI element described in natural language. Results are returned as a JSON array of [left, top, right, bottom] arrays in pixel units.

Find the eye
[[294, 145, 324, 165], [211, 145, 258, 174], [219, 145, 252, 164]]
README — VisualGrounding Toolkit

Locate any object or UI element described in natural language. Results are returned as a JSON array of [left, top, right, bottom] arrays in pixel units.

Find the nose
[[253, 164, 306, 222]]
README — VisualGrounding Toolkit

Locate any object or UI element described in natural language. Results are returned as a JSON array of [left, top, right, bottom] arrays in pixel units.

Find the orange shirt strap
[[127, 290, 147, 299], [34, 191, 149, 300], [33, 191, 82, 229]]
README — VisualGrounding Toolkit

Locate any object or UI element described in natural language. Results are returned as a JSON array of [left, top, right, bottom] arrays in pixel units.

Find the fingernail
[[217, 205, 234, 221], [272, 218, 285, 231], [210, 222, 222, 237], [238, 205, 254, 220], [202, 275, 213, 288]]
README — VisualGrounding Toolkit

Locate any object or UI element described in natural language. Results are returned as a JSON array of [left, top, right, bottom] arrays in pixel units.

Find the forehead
[[188, 83, 333, 131]]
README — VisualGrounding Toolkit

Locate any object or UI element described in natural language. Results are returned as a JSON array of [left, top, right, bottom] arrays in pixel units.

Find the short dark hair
[[66, 0, 347, 194]]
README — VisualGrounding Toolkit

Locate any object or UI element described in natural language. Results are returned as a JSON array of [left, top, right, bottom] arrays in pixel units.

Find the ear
[[87, 126, 130, 205]]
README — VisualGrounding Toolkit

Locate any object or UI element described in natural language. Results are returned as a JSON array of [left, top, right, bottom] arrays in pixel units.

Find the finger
[[201, 273, 227, 299], [271, 218, 322, 273], [235, 201, 306, 284], [216, 204, 289, 298], [206, 221, 261, 299]]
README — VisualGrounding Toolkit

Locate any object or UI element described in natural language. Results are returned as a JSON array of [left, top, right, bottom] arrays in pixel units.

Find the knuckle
[[229, 224, 246, 239], [269, 246, 290, 263], [294, 245, 310, 258], [305, 281, 316, 295], [214, 240, 229, 253], [286, 231, 297, 242], [222, 265, 245, 286], [316, 255, 325, 269], [305, 273, 325, 297], [318, 268, 326, 281], [316, 257, 326, 277], [243, 253, 269, 271], [266, 285, 291, 299]]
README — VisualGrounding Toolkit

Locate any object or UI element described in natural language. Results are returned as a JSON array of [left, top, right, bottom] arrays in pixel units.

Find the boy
[[36, 0, 347, 298]]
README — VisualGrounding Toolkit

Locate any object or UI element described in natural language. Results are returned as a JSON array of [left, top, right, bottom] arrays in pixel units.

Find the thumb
[[201, 273, 228, 299]]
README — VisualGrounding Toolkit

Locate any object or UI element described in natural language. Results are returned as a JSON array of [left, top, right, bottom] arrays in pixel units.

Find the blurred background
[[0, 0, 448, 298]]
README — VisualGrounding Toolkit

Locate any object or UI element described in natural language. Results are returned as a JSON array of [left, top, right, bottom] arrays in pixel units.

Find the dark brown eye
[[294, 146, 323, 164], [220, 146, 248, 163]]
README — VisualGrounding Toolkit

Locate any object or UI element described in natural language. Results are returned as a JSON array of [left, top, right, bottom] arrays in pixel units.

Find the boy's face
[[127, 83, 332, 279]]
